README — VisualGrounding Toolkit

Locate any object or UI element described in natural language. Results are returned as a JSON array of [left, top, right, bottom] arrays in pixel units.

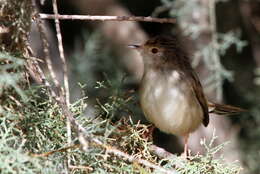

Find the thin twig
[[30, 144, 81, 157], [25, 44, 57, 99], [69, 165, 93, 171], [39, 13, 176, 23], [96, 143, 178, 174], [51, 0, 71, 169], [52, 0, 70, 105], [32, 5, 60, 89]]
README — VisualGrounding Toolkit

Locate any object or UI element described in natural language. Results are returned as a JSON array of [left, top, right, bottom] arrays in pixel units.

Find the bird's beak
[[128, 44, 141, 49]]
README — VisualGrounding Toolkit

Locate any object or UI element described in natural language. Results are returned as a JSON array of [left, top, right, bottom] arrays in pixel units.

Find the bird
[[128, 35, 245, 158]]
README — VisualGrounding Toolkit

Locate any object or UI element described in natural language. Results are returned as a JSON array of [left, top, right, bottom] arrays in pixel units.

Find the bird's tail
[[208, 102, 246, 115]]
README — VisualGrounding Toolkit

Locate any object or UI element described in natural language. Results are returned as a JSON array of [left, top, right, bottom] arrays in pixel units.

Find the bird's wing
[[186, 70, 209, 127], [208, 102, 246, 115]]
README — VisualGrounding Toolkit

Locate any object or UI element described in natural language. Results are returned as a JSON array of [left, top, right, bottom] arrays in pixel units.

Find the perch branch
[[39, 13, 176, 23]]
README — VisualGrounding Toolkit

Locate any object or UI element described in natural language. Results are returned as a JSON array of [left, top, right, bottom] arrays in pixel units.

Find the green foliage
[[0, 118, 57, 174], [150, 133, 241, 174], [0, 53, 61, 173], [0, 52, 26, 100], [0, 0, 32, 52], [217, 31, 247, 55]]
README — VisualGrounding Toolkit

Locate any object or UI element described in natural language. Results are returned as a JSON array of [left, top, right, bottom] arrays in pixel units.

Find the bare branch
[[149, 145, 176, 159], [51, 0, 72, 169], [32, 7, 60, 89], [39, 13, 176, 23], [51, 0, 70, 105], [96, 143, 178, 174]]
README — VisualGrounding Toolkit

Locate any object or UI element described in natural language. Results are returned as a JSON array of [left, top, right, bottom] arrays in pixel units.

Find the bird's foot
[[181, 149, 191, 160], [180, 148, 191, 160]]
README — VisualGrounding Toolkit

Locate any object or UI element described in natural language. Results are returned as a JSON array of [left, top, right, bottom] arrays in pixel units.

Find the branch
[[149, 145, 176, 159], [100, 144, 178, 174], [51, 0, 70, 105], [51, 0, 72, 169], [39, 13, 176, 23], [32, 2, 60, 89]]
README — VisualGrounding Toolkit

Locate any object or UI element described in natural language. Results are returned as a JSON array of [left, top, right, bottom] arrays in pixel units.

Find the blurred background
[[30, 0, 260, 173]]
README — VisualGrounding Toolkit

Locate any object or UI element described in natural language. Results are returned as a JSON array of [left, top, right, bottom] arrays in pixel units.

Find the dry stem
[[39, 13, 176, 23], [51, 0, 72, 169]]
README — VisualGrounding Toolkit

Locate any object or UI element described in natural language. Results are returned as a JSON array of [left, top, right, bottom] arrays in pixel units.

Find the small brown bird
[[129, 35, 245, 157]]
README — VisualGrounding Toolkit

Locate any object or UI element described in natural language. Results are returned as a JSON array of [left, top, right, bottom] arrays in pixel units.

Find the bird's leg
[[183, 134, 189, 158]]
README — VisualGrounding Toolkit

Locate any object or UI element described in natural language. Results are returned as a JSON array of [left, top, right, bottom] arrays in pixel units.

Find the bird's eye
[[151, 48, 158, 54]]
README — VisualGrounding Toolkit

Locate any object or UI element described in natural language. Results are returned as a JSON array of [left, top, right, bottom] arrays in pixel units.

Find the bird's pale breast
[[140, 70, 203, 136]]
